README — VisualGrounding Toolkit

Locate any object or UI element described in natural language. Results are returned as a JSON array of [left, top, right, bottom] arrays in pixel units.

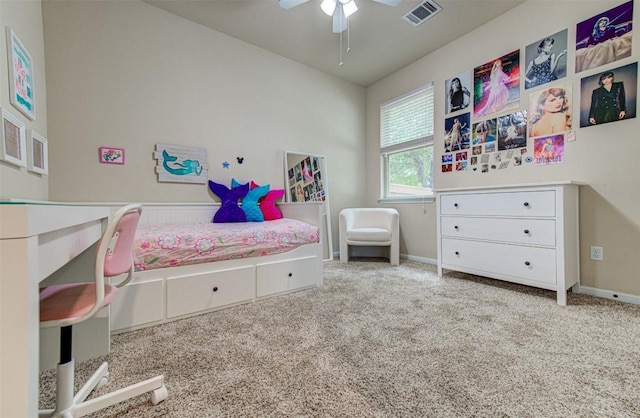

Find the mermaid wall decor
[[153, 143, 209, 184]]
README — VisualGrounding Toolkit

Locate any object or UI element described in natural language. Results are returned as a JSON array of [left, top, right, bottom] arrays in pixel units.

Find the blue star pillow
[[232, 178, 269, 222], [208, 180, 249, 223]]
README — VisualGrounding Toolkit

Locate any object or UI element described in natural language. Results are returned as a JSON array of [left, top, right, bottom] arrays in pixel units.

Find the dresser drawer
[[166, 266, 255, 318], [440, 217, 556, 246], [256, 256, 320, 297], [440, 191, 556, 217], [441, 238, 557, 285]]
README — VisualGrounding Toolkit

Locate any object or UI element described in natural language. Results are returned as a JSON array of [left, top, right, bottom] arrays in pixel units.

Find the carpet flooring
[[40, 260, 640, 417]]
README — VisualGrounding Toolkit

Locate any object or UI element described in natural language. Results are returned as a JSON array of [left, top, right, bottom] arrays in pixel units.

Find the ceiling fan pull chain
[[339, 30, 343, 66], [347, 16, 351, 52], [338, 3, 344, 66]]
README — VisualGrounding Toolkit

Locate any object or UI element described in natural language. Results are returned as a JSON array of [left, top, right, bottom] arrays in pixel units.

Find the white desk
[[0, 202, 109, 417]]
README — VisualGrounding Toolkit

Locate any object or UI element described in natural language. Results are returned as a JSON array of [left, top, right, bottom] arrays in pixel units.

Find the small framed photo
[[27, 130, 48, 175], [6, 28, 36, 121], [99, 146, 125, 164], [0, 107, 27, 168]]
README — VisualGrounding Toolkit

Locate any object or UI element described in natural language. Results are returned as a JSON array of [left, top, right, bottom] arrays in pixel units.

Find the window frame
[[379, 84, 435, 204]]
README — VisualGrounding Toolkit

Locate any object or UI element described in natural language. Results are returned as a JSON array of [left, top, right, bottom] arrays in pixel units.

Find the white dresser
[[436, 182, 582, 305]]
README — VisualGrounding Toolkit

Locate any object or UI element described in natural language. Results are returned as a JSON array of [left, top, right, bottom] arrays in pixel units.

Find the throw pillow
[[208, 180, 249, 223], [232, 179, 269, 222], [249, 181, 284, 221]]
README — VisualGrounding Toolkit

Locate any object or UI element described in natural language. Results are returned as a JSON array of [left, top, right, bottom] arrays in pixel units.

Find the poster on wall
[[445, 71, 472, 114], [524, 29, 568, 90], [472, 119, 496, 146], [455, 150, 468, 171], [575, 0, 633, 73], [473, 50, 520, 119], [533, 134, 564, 165], [444, 112, 470, 153], [579, 61, 637, 128], [497, 110, 527, 151], [528, 84, 572, 138], [441, 153, 453, 173]]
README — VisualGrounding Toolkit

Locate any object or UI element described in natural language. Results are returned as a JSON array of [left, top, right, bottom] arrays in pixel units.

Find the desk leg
[[0, 236, 39, 418]]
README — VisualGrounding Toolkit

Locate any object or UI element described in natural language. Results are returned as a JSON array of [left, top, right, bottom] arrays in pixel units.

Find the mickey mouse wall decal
[[237, 157, 244, 164]]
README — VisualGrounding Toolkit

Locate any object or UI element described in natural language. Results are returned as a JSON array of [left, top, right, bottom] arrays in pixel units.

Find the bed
[[108, 202, 324, 333]]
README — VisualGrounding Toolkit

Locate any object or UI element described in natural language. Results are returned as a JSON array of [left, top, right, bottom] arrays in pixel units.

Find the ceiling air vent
[[402, 0, 442, 27]]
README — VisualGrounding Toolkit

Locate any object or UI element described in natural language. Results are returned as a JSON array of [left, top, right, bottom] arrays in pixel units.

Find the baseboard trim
[[575, 286, 640, 305], [402, 254, 437, 265], [332, 252, 639, 304], [333, 252, 437, 266]]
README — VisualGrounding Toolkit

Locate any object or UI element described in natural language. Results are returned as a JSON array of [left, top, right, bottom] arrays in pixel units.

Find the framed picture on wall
[[0, 107, 27, 168], [27, 130, 48, 175], [99, 146, 125, 164], [153, 143, 208, 183], [6, 27, 36, 121]]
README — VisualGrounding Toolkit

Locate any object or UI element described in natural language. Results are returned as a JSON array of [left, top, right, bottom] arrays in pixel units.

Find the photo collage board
[[442, 0, 636, 174], [287, 155, 325, 203]]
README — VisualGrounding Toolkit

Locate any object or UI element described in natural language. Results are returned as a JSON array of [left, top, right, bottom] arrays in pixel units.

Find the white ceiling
[[144, 0, 525, 87]]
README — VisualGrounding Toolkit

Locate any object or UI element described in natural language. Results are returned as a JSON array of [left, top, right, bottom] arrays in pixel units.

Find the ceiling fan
[[279, 0, 401, 33]]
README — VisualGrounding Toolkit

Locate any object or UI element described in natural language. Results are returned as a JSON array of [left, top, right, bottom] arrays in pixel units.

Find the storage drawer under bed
[[166, 266, 255, 318], [256, 256, 321, 297]]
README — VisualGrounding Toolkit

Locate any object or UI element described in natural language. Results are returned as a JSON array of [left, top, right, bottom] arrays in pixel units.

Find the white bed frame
[[108, 202, 324, 334]]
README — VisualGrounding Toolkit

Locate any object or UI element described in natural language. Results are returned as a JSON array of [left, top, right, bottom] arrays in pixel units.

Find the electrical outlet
[[590, 246, 604, 261]]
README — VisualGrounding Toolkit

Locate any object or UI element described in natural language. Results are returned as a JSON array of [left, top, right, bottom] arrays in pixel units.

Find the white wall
[[41, 0, 366, 250], [7, 0, 638, 298], [367, 1, 640, 297], [0, 0, 48, 200]]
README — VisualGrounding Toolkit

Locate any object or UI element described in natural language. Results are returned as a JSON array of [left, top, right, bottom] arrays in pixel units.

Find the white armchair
[[339, 208, 399, 265]]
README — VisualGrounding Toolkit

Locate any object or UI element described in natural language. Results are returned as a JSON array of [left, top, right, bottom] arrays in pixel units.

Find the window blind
[[380, 84, 434, 154]]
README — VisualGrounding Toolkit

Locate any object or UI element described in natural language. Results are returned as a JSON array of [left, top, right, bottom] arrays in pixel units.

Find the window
[[380, 84, 434, 202]]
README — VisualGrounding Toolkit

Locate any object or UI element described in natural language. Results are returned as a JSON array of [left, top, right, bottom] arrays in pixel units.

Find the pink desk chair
[[39, 204, 167, 417]]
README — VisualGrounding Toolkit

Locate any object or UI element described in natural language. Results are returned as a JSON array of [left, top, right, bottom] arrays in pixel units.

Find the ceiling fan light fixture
[[342, 0, 358, 17], [321, 0, 337, 16]]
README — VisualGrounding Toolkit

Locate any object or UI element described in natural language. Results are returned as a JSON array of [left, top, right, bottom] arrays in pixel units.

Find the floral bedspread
[[134, 219, 319, 271]]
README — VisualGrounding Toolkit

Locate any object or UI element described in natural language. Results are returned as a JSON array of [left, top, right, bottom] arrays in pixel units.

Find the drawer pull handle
[[454, 225, 459, 230], [455, 251, 459, 256], [523, 202, 530, 207], [524, 229, 530, 234], [288, 273, 293, 277], [524, 261, 530, 266], [454, 203, 459, 208], [212, 286, 219, 292]]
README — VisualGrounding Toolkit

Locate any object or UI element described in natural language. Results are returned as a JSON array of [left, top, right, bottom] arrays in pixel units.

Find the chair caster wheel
[[151, 385, 168, 405], [95, 373, 109, 390]]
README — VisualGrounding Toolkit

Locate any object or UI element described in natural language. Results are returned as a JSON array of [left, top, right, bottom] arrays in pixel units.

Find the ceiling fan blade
[[371, 0, 401, 6], [278, 0, 311, 10], [332, 9, 348, 33]]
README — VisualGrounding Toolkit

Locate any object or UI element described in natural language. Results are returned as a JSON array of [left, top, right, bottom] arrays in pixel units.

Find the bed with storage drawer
[[108, 202, 324, 333], [436, 182, 582, 306]]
